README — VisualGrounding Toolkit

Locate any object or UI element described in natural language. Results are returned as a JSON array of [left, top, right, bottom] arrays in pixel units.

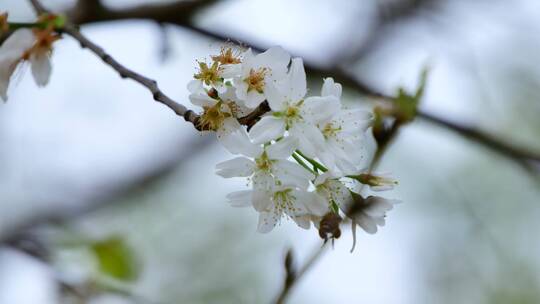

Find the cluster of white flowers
[[0, 13, 58, 101], [0, 12, 401, 237], [188, 46, 400, 235]]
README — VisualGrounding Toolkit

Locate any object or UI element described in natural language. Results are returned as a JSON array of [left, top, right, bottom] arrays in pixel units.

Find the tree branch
[[61, 1, 540, 171], [68, 0, 219, 25], [61, 24, 202, 127], [273, 243, 329, 304]]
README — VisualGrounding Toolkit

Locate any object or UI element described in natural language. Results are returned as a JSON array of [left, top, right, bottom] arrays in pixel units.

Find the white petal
[[371, 184, 395, 191], [187, 79, 203, 93], [0, 30, 35, 101], [257, 211, 278, 233], [0, 56, 18, 101], [2, 29, 34, 54], [215, 157, 255, 178], [290, 123, 325, 159], [302, 96, 340, 124], [282, 58, 306, 102], [244, 90, 265, 108], [266, 136, 298, 160], [252, 171, 274, 192], [249, 116, 286, 144], [216, 117, 240, 139], [217, 118, 263, 157], [242, 48, 254, 60], [292, 215, 311, 229], [221, 63, 241, 78], [233, 78, 249, 101], [252, 189, 273, 212], [30, 52, 51, 86], [254, 46, 290, 79], [363, 196, 394, 217], [328, 180, 353, 207], [189, 92, 216, 108], [273, 160, 313, 190], [356, 213, 378, 234], [264, 82, 287, 111], [226, 190, 253, 207], [214, 82, 228, 94], [321, 77, 342, 98], [339, 109, 373, 133], [301, 192, 329, 216], [314, 171, 335, 186]]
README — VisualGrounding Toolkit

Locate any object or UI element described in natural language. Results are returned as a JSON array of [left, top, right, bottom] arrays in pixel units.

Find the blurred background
[[1, 0, 539, 303]]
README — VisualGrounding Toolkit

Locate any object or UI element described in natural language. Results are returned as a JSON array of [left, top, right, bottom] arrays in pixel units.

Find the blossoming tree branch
[[1, 6, 403, 238]]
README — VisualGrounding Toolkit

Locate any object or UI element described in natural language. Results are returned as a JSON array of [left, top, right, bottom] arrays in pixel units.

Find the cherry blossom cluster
[[0, 13, 59, 101], [188, 46, 400, 235]]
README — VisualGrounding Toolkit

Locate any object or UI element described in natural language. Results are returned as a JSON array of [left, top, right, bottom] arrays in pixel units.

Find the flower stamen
[[244, 68, 267, 93], [212, 47, 242, 65], [194, 61, 222, 86], [199, 101, 230, 131]]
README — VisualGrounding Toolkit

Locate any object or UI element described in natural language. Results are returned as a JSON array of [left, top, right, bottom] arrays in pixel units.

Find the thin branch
[[61, 25, 202, 127], [30, 0, 201, 128], [68, 0, 220, 25], [30, 0, 284, 133], [63, 3, 540, 169], [273, 243, 329, 304], [0, 135, 214, 243]]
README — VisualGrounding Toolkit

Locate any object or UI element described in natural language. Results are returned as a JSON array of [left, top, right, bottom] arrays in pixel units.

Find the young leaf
[[91, 236, 139, 282]]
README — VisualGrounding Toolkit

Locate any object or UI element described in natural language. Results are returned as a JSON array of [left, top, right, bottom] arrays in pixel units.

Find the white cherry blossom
[[188, 86, 254, 154], [314, 172, 353, 209], [342, 195, 400, 234], [188, 44, 401, 236], [0, 28, 58, 101], [226, 185, 327, 233], [233, 46, 290, 108], [311, 78, 373, 174], [215, 136, 313, 190], [249, 58, 338, 158]]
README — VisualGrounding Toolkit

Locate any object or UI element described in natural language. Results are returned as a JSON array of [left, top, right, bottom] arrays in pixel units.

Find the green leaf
[[394, 67, 430, 123], [91, 236, 139, 282]]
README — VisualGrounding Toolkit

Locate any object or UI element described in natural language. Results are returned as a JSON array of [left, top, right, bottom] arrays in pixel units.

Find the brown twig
[[61, 24, 202, 127], [30, 0, 201, 127], [273, 242, 329, 304]]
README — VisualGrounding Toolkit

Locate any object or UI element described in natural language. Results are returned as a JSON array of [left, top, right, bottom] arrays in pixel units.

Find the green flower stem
[[295, 150, 328, 172], [8, 15, 66, 30], [7, 22, 42, 30], [292, 152, 315, 174]]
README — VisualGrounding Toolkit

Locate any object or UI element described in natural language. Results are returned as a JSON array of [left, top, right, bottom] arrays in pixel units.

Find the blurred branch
[[338, 0, 441, 65], [0, 133, 214, 243], [274, 243, 329, 304], [61, 3, 540, 172], [68, 0, 220, 26], [421, 112, 540, 174]]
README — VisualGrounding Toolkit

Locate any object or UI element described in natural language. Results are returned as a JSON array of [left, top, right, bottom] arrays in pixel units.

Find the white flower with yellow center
[[233, 46, 290, 108], [314, 172, 353, 209], [249, 58, 338, 158], [189, 87, 255, 155], [313, 78, 373, 174], [226, 185, 328, 233], [215, 136, 313, 191]]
